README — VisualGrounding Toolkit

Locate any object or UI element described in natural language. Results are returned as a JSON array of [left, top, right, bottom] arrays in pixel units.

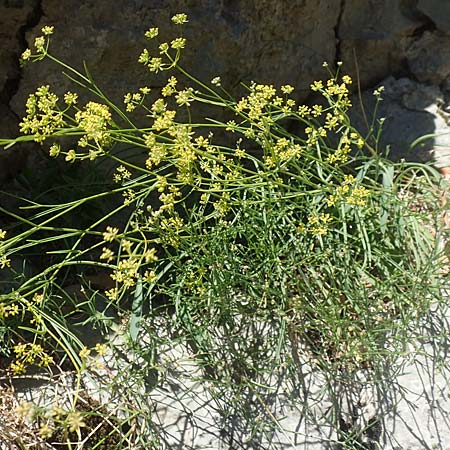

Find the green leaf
[[129, 277, 143, 344]]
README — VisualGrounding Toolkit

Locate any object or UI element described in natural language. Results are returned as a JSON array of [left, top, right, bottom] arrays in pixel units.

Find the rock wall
[[1, 0, 450, 179]]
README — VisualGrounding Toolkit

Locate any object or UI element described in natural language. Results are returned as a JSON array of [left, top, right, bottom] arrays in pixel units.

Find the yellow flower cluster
[[305, 125, 327, 146], [176, 88, 195, 106], [10, 342, 54, 374], [79, 342, 107, 361], [171, 37, 186, 50], [148, 98, 177, 131], [0, 255, 11, 269], [0, 302, 19, 318], [0, 229, 10, 270], [103, 227, 160, 294], [145, 27, 159, 39], [103, 226, 119, 242], [139, 15, 188, 73], [213, 192, 231, 217], [236, 82, 277, 120], [20, 26, 54, 65], [75, 101, 112, 148], [19, 85, 65, 142], [264, 137, 303, 168], [113, 165, 132, 183], [307, 212, 333, 237], [162, 76, 177, 96], [111, 258, 140, 287], [172, 13, 188, 25], [100, 247, 114, 262], [159, 215, 184, 246], [327, 175, 370, 207], [123, 87, 151, 112], [327, 132, 365, 164], [159, 184, 182, 212]]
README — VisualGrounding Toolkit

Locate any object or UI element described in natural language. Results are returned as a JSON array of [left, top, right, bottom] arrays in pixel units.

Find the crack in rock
[[334, 0, 346, 67], [1, 0, 43, 107]]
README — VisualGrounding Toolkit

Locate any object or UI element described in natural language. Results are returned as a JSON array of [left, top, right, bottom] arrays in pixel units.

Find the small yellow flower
[[66, 411, 86, 433], [138, 48, 150, 64], [64, 92, 78, 105], [10, 360, 26, 375], [39, 424, 53, 438], [120, 239, 133, 253], [144, 270, 158, 284], [312, 104, 323, 117], [33, 292, 44, 303], [75, 102, 111, 147], [0, 255, 11, 269], [0, 229, 6, 240], [100, 247, 115, 262], [159, 42, 169, 54], [34, 36, 46, 52], [38, 352, 54, 367], [176, 88, 194, 106], [297, 105, 310, 117], [14, 343, 27, 356], [41, 26, 54, 36], [65, 149, 76, 162], [145, 27, 159, 39], [5, 303, 19, 317], [310, 80, 323, 91], [49, 143, 61, 157], [149, 57, 163, 72], [95, 343, 107, 356], [171, 13, 188, 25], [342, 75, 352, 85], [281, 84, 294, 94], [103, 226, 119, 242], [21, 48, 32, 61], [105, 287, 119, 301], [78, 346, 90, 359], [162, 76, 178, 97], [171, 37, 186, 50], [144, 247, 158, 263]]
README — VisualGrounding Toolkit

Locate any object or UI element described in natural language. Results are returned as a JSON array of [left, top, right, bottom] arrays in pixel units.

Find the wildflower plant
[[0, 17, 448, 449]]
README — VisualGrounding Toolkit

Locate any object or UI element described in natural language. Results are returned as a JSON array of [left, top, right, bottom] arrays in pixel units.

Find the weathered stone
[[0, 0, 39, 100], [406, 31, 450, 85], [6, 307, 450, 450], [351, 77, 450, 167], [338, 0, 426, 88], [2, 0, 450, 176], [0, 105, 29, 183], [0, 0, 41, 181], [417, 0, 450, 33], [10, 0, 341, 118]]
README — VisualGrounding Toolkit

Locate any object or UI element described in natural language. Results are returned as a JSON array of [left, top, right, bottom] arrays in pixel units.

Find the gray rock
[[0, 0, 40, 103], [6, 304, 450, 449], [2, 0, 450, 177], [407, 31, 450, 85], [351, 77, 450, 167], [417, 0, 450, 33], [338, 0, 426, 88], [10, 0, 341, 117]]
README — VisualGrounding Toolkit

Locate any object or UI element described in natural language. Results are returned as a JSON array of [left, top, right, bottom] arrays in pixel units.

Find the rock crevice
[[0, 0, 43, 107], [334, 0, 346, 66]]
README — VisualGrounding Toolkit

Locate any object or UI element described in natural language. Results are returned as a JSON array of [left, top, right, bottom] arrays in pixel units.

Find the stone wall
[[1, 0, 450, 179]]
